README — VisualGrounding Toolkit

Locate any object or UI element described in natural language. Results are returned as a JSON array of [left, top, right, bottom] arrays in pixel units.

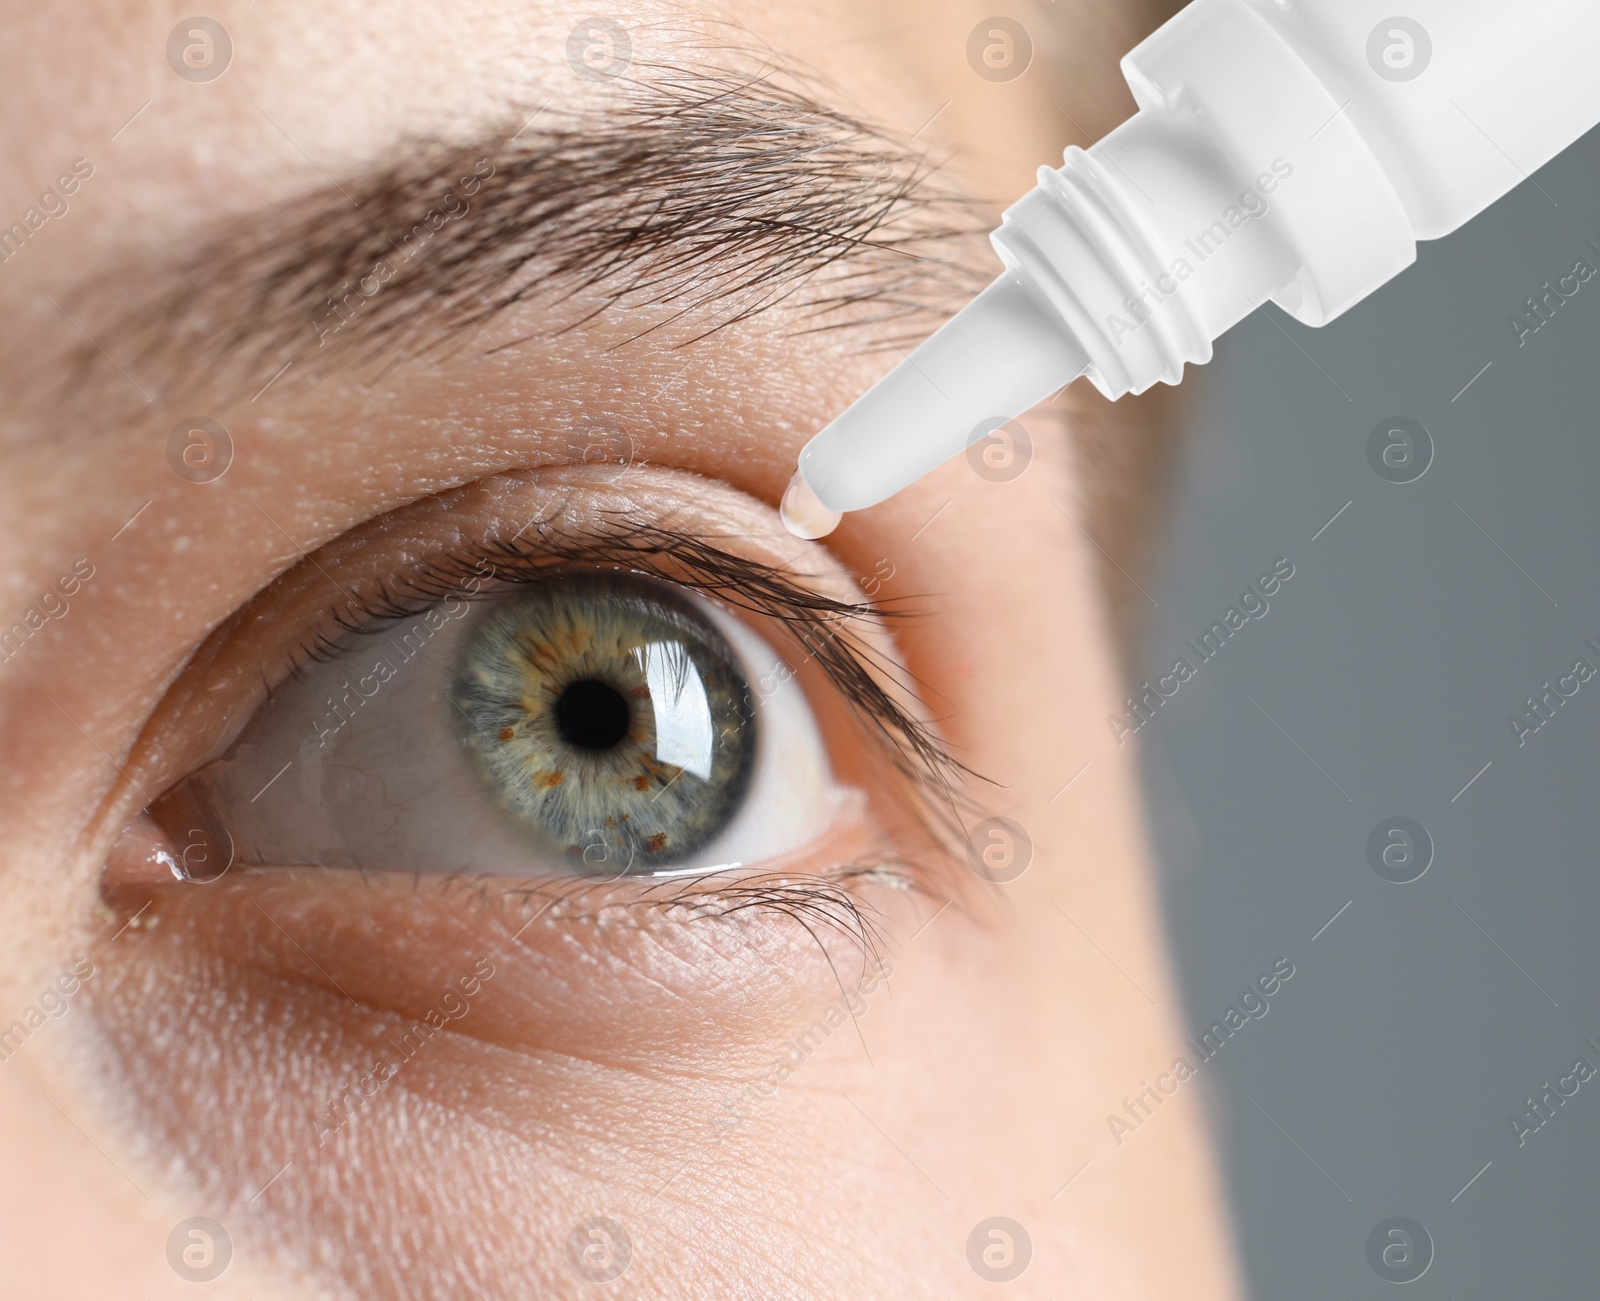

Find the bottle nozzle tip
[[780, 469, 842, 539]]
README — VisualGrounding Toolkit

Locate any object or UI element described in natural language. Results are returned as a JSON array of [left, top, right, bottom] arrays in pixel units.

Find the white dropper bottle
[[782, 0, 1600, 539]]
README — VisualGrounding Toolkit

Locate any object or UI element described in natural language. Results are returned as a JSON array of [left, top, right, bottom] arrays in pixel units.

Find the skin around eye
[[74, 469, 946, 1299], [152, 568, 837, 878], [69, 467, 963, 1300]]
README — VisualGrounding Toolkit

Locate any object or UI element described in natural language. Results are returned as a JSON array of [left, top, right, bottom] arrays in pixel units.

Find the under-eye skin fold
[[143, 512, 972, 900]]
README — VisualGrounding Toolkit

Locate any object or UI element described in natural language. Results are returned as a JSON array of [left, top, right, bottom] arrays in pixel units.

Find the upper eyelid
[[294, 518, 974, 812]]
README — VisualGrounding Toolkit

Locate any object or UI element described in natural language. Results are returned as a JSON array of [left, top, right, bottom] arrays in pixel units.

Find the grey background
[[1141, 123, 1600, 1296]]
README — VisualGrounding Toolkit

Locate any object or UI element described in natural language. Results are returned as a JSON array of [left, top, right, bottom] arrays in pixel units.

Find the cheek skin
[[829, 451, 1244, 1298], [81, 873, 926, 1297]]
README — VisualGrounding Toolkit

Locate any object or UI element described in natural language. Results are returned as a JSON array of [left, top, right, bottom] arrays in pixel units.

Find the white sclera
[[187, 585, 836, 875]]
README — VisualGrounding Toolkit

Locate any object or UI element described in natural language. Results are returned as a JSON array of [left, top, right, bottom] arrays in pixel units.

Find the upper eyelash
[[288, 514, 982, 843]]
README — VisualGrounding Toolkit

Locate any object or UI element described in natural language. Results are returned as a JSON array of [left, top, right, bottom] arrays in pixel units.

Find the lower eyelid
[[96, 831, 909, 1067]]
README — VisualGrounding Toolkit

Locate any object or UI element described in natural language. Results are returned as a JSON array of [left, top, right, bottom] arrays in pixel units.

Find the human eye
[[110, 467, 961, 908], [150, 537, 835, 881]]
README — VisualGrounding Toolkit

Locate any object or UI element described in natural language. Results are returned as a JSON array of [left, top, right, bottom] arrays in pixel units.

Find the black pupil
[[555, 679, 631, 750]]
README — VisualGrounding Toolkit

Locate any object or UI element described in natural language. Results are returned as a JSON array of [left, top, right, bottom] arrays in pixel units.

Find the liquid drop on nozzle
[[780, 470, 842, 539]]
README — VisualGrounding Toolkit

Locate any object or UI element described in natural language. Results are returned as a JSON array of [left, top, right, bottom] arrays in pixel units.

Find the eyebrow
[[75, 58, 987, 409]]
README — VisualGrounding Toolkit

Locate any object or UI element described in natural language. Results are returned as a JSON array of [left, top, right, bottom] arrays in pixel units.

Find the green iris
[[448, 572, 757, 872]]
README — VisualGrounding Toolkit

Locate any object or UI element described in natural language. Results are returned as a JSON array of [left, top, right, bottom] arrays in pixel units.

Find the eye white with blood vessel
[[783, 0, 1600, 537]]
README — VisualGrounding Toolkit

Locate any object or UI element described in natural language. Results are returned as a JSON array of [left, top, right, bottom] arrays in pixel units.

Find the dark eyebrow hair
[[73, 55, 988, 408]]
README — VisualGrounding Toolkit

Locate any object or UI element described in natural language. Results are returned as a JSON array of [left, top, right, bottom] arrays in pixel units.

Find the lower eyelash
[[435, 856, 920, 965]]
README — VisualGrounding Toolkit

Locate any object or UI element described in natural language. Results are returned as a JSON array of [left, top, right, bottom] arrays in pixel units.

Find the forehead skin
[[0, 0, 1236, 1298]]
